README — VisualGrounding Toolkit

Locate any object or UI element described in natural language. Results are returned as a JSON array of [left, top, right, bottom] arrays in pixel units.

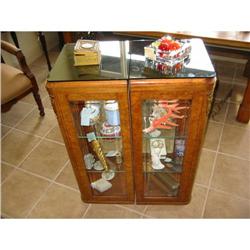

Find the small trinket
[[84, 153, 95, 169], [150, 139, 166, 170], [80, 104, 100, 126], [87, 132, 115, 180], [104, 100, 120, 126], [93, 161, 104, 171], [115, 152, 122, 165], [100, 122, 121, 139], [91, 178, 112, 193], [175, 139, 185, 157], [143, 100, 188, 134], [164, 157, 172, 163]]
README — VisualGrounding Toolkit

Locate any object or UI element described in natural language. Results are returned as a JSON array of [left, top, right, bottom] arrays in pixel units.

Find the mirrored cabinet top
[[47, 39, 216, 82]]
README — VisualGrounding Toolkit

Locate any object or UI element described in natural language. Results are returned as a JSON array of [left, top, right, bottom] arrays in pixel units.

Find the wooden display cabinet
[[130, 78, 214, 204], [46, 39, 216, 204]]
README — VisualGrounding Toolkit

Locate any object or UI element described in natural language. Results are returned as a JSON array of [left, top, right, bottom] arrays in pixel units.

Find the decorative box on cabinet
[[46, 39, 216, 204]]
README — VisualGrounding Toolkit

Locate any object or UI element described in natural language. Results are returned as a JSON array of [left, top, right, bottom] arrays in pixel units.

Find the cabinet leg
[[236, 59, 250, 123], [236, 79, 250, 123]]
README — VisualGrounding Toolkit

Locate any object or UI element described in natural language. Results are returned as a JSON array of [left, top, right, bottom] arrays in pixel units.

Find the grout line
[[2, 126, 44, 140], [114, 204, 148, 218], [1, 124, 57, 186], [53, 181, 80, 193], [194, 182, 208, 189], [200, 96, 230, 218], [216, 152, 250, 162], [1, 105, 37, 140], [1, 161, 53, 183], [24, 181, 54, 218], [142, 205, 148, 214], [222, 122, 250, 131], [207, 120, 224, 126], [82, 204, 92, 218], [1, 159, 80, 194], [208, 187, 250, 202], [25, 159, 70, 218], [1, 122, 65, 146], [43, 137, 65, 146], [201, 147, 218, 153], [201, 148, 250, 162]]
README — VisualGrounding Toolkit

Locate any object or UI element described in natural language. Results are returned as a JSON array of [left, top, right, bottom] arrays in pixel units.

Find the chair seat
[[1, 63, 32, 104]]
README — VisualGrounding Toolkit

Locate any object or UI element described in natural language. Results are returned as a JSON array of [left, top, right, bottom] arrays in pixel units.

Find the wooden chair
[[1, 40, 45, 116]]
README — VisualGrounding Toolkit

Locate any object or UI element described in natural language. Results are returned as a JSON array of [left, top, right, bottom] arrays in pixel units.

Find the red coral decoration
[[143, 100, 188, 133]]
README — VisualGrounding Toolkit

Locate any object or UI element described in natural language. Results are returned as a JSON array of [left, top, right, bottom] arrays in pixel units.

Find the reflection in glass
[[142, 99, 191, 197], [70, 100, 127, 196]]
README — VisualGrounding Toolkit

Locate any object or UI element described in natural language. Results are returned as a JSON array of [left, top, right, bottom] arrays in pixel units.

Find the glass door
[[142, 99, 191, 198], [130, 78, 209, 204], [49, 80, 134, 203], [70, 100, 127, 197]]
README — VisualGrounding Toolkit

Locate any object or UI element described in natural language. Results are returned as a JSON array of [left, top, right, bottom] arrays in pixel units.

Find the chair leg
[[32, 89, 45, 116]]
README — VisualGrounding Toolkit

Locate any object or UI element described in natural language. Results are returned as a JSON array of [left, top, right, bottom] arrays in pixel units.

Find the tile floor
[[1, 48, 250, 219]]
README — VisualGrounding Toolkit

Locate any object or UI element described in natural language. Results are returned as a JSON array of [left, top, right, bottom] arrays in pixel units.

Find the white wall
[[1, 32, 59, 67]]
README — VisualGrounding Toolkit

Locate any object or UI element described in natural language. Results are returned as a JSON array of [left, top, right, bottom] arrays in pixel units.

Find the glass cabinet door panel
[[142, 99, 191, 198], [70, 100, 127, 197]]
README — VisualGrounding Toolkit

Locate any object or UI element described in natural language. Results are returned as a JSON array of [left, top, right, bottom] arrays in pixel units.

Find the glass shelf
[[144, 163, 182, 174], [87, 169, 125, 173], [143, 134, 187, 140], [79, 135, 122, 139]]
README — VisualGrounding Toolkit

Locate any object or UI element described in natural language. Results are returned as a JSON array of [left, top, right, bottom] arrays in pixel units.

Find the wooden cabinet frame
[[47, 80, 134, 203], [130, 78, 215, 204]]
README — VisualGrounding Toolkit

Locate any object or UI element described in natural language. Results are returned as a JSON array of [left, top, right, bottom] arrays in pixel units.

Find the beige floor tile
[[209, 102, 227, 123], [1, 130, 41, 166], [144, 185, 207, 218], [28, 184, 88, 218], [20, 140, 69, 179], [16, 108, 57, 137], [219, 125, 250, 160], [234, 63, 248, 85], [211, 154, 250, 199], [230, 84, 245, 104], [55, 162, 79, 190], [84, 204, 142, 218], [1, 169, 50, 218], [1, 163, 15, 183], [225, 103, 250, 129], [1, 125, 12, 138], [42, 96, 53, 110], [1, 102, 34, 127], [204, 189, 250, 218], [117, 204, 147, 214], [214, 81, 233, 101], [45, 125, 64, 143], [195, 149, 216, 186], [203, 122, 223, 150]]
